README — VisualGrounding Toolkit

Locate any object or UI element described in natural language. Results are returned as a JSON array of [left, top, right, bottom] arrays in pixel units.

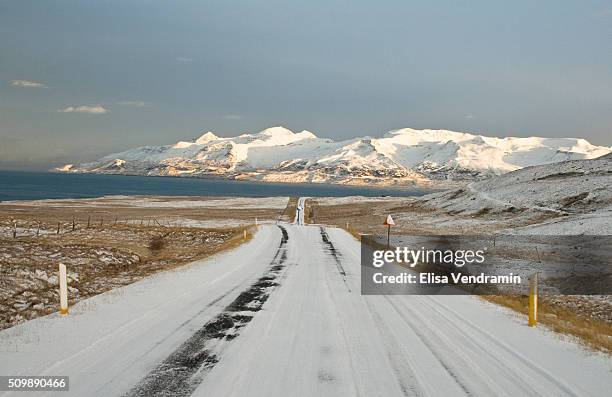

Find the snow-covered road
[[295, 197, 307, 225], [1, 218, 610, 396]]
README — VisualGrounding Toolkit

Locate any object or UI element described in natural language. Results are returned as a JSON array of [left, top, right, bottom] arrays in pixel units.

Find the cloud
[[176, 57, 194, 63], [115, 100, 152, 107], [222, 114, 244, 120], [464, 114, 476, 120], [10, 80, 46, 88], [593, 7, 612, 18], [58, 105, 108, 114]]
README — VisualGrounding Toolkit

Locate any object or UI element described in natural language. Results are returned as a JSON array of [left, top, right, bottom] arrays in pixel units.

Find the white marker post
[[383, 214, 395, 249], [58, 263, 68, 315]]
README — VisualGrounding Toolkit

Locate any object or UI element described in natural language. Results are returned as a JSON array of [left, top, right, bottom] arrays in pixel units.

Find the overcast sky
[[1, 0, 611, 170]]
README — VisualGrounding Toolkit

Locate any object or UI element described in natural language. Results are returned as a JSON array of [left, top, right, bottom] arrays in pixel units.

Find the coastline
[[0, 170, 441, 202]]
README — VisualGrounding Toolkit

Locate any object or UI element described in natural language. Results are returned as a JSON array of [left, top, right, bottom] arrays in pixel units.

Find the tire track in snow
[[386, 295, 582, 397], [416, 296, 582, 397], [321, 227, 426, 396], [382, 296, 475, 396], [319, 226, 351, 292], [317, 252, 364, 396], [126, 226, 290, 397], [360, 297, 424, 397]]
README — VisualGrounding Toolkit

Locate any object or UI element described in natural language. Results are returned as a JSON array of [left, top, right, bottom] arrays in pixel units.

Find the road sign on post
[[383, 214, 395, 249]]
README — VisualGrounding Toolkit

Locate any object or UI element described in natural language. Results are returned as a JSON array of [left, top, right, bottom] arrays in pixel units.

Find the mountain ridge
[[58, 126, 612, 186]]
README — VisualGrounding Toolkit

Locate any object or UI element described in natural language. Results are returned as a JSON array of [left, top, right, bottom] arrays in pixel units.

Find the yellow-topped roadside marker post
[[384, 214, 395, 249], [58, 263, 68, 315], [528, 273, 538, 327]]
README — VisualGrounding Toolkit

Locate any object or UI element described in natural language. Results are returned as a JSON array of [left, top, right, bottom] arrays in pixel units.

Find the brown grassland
[[0, 196, 290, 330]]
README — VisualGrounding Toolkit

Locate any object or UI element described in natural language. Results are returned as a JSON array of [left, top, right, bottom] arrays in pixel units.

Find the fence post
[[56, 222, 60, 234], [58, 263, 68, 315], [529, 273, 538, 327]]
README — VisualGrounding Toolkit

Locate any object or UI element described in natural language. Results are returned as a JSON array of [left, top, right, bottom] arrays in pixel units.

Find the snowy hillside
[[415, 153, 612, 234], [59, 126, 611, 186]]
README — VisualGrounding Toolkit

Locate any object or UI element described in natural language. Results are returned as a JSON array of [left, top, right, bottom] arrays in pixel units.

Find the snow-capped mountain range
[[58, 126, 611, 186]]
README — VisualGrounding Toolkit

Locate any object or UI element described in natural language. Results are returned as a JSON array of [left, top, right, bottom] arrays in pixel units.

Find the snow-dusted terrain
[[59, 126, 611, 186], [412, 153, 612, 235], [1, 196, 289, 210], [1, 221, 610, 396]]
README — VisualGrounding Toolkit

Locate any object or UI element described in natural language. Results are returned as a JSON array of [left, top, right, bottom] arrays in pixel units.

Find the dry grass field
[[305, 197, 561, 235], [0, 196, 290, 330]]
